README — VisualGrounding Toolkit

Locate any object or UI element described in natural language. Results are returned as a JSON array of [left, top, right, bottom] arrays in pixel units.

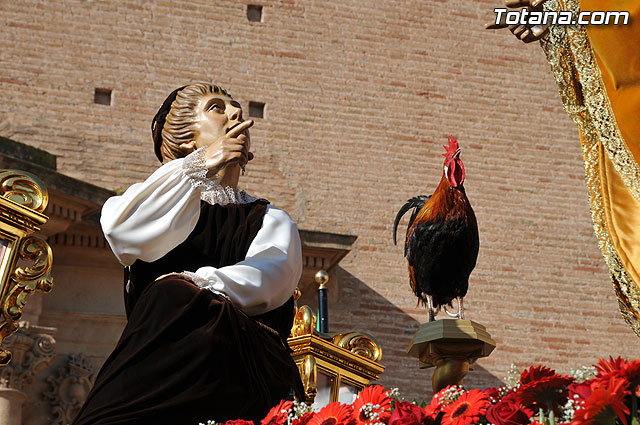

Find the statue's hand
[[202, 120, 254, 177], [486, 0, 549, 44]]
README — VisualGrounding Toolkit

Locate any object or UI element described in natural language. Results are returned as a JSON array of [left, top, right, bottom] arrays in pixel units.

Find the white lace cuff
[[180, 271, 232, 302], [182, 147, 219, 192], [182, 148, 257, 206]]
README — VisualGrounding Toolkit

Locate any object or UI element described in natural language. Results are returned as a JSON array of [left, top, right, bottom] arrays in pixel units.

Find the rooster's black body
[[393, 137, 479, 320]]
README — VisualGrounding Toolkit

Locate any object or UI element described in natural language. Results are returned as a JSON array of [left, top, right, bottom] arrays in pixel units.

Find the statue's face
[[193, 92, 246, 149]]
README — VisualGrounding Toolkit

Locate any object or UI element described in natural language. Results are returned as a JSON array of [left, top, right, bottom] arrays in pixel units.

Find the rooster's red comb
[[443, 136, 460, 158]]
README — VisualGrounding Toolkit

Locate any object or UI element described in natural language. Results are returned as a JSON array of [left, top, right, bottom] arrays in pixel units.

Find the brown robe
[[72, 200, 303, 425]]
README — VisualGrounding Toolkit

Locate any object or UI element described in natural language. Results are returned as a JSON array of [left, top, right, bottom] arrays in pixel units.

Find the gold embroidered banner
[[540, 0, 640, 334]]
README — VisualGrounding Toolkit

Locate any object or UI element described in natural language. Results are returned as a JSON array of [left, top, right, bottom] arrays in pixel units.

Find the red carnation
[[352, 385, 392, 425], [262, 400, 293, 425], [308, 402, 355, 425], [486, 397, 531, 425], [572, 376, 630, 425], [389, 401, 432, 425], [441, 389, 489, 425]]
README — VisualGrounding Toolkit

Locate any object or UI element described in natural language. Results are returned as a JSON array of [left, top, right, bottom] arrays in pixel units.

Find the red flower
[[569, 380, 594, 401], [572, 376, 630, 425], [483, 387, 500, 403], [501, 394, 534, 417], [352, 385, 392, 424], [515, 374, 573, 413], [486, 397, 531, 425], [292, 412, 315, 425], [519, 365, 555, 385], [308, 402, 355, 425], [429, 385, 466, 413], [593, 356, 640, 390], [441, 389, 489, 425], [261, 400, 293, 425], [226, 420, 255, 425], [623, 359, 640, 386], [389, 401, 432, 425], [423, 402, 438, 420], [595, 357, 628, 379]]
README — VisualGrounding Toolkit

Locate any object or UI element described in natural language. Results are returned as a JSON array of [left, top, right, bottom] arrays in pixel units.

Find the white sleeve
[[100, 149, 214, 266], [181, 205, 302, 316]]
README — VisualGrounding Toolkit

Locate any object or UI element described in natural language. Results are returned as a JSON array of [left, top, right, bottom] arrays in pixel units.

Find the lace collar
[[200, 186, 256, 206]]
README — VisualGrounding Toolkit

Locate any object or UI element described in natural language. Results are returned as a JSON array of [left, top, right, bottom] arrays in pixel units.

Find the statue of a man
[[72, 83, 304, 424]]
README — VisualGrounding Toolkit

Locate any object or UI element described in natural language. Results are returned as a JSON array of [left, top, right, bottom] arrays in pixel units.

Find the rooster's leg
[[457, 297, 465, 320], [426, 294, 436, 322]]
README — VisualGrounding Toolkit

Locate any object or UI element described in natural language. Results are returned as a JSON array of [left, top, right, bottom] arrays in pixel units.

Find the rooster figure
[[393, 136, 479, 322]]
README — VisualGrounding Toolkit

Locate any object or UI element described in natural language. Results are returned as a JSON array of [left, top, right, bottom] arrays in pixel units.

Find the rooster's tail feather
[[393, 195, 431, 245]]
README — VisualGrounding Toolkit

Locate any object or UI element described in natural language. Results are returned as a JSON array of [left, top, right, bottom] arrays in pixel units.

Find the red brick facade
[[1, 0, 637, 402]]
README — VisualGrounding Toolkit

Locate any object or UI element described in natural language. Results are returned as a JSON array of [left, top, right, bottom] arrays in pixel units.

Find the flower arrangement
[[201, 357, 640, 425]]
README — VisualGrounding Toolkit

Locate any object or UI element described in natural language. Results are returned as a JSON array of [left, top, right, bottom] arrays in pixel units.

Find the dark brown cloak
[[72, 200, 303, 425]]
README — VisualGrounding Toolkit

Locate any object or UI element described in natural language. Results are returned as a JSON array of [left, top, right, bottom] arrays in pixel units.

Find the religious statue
[[488, 0, 640, 335], [72, 83, 304, 424]]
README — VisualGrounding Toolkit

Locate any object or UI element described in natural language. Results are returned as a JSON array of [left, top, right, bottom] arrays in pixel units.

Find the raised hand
[[201, 119, 254, 178], [485, 0, 549, 44]]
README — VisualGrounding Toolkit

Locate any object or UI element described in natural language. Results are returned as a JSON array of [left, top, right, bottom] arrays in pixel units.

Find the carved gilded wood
[[289, 299, 385, 404], [0, 170, 53, 365]]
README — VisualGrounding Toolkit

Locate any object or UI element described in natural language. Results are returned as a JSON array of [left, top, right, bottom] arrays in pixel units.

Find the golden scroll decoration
[[0, 170, 53, 365], [289, 300, 384, 404], [0, 170, 49, 213], [332, 331, 383, 363]]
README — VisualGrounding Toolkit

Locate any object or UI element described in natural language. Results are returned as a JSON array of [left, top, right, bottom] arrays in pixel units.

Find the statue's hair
[[152, 83, 232, 163]]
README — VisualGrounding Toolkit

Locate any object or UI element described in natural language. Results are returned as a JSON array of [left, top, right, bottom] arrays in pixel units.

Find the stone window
[[248, 101, 265, 119], [94, 88, 112, 105], [247, 5, 263, 22]]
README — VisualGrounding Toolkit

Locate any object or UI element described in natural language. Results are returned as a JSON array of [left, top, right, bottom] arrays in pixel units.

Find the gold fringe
[[540, 0, 640, 335], [564, 0, 640, 201]]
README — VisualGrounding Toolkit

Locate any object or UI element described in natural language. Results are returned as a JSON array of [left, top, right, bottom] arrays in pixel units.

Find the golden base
[[407, 319, 496, 393]]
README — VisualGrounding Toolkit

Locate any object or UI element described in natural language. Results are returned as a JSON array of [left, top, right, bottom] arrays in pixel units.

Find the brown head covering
[[151, 85, 186, 163]]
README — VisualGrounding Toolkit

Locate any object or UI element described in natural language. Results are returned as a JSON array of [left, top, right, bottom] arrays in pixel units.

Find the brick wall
[[1, 0, 637, 402]]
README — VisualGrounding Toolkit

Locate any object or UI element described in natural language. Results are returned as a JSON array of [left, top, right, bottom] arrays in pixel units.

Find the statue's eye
[[209, 103, 223, 112]]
